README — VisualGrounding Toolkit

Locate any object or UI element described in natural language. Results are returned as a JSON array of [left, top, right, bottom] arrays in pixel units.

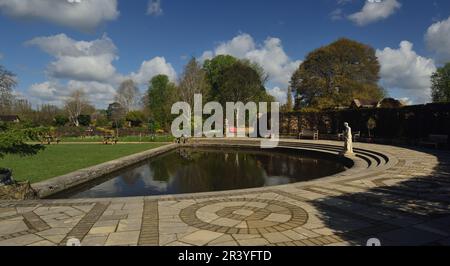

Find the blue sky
[[0, 0, 449, 108]]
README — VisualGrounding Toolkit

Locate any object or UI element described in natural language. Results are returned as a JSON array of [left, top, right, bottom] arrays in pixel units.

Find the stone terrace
[[0, 139, 449, 246]]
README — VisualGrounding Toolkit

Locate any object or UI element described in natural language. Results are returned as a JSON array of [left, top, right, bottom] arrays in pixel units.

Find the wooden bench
[[299, 129, 319, 140], [175, 135, 189, 144], [41, 135, 60, 145], [419, 134, 448, 149], [103, 136, 118, 145]]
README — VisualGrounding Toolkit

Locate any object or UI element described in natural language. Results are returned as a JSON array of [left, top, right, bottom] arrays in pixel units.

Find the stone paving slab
[[0, 139, 449, 246]]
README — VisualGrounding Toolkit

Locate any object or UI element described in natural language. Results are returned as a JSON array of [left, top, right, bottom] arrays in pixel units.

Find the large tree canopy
[[147, 74, 177, 131], [291, 38, 385, 110], [203, 55, 238, 101], [431, 62, 450, 103], [203, 55, 274, 104], [217, 61, 269, 104]]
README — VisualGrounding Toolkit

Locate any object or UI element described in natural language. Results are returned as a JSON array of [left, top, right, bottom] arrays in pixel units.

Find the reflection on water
[[62, 147, 347, 199]]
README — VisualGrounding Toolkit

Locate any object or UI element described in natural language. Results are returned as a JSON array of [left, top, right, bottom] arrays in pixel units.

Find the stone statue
[[342, 122, 354, 155]]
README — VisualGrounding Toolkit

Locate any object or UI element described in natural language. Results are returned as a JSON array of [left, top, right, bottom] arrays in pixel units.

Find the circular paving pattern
[[179, 198, 308, 234]]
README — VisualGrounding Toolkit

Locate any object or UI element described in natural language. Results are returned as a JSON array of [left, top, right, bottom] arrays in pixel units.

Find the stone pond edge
[[30, 138, 393, 200], [32, 143, 179, 198]]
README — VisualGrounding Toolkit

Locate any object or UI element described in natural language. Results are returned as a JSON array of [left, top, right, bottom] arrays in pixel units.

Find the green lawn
[[1, 143, 167, 183], [61, 135, 174, 143]]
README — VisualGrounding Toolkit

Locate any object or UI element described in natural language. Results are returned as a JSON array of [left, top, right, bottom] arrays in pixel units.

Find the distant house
[[350, 98, 406, 109], [350, 99, 379, 109], [0, 115, 20, 123], [378, 98, 405, 108]]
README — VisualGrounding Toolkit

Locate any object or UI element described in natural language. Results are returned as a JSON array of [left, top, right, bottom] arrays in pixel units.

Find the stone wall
[[280, 103, 450, 146]]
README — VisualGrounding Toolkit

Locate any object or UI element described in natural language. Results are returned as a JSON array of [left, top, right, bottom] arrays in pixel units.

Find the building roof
[[0, 115, 20, 122], [350, 98, 406, 109], [351, 99, 379, 108]]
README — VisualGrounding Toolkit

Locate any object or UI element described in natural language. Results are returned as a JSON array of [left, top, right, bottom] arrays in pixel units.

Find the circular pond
[[53, 147, 349, 199]]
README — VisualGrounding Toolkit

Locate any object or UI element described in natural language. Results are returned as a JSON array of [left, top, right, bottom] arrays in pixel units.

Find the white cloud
[[26, 34, 118, 82], [376, 41, 436, 104], [215, 34, 256, 58], [29, 82, 60, 104], [26, 34, 177, 107], [68, 80, 116, 105], [202, 33, 301, 90], [199, 51, 214, 62], [399, 97, 412, 106], [330, 8, 344, 21], [147, 0, 163, 16], [267, 86, 286, 103], [0, 0, 119, 32], [425, 16, 450, 64], [28, 80, 116, 108], [348, 0, 401, 26], [129, 56, 177, 85], [245, 38, 302, 86]]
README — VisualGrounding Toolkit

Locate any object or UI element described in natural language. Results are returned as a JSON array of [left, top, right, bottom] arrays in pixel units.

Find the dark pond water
[[55, 147, 348, 199]]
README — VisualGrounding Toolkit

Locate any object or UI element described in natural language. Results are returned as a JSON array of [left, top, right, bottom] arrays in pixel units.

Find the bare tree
[[36, 104, 60, 126], [179, 58, 211, 106], [115, 79, 139, 112], [13, 98, 33, 121], [0, 65, 17, 115], [64, 90, 89, 127]]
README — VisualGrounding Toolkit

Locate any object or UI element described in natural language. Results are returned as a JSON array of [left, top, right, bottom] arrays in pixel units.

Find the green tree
[[147, 75, 177, 131], [203, 55, 238, 100], [53, 115, 69, 127], [431, 62, 450, 103], [92, 111, 109, 127], [77, 115, 91, 127], [148, 119, 161, 134], [240, 59, 269, 84], [0, 123, 48, 186], [281, 87, 294, 112], [217, 61, 268, 104], [0, 123, 47, 158], [291, 38, 385, 110], [203, 55, 275, 105], [107, 102, 126, 135], [126, 111, 146, 127]]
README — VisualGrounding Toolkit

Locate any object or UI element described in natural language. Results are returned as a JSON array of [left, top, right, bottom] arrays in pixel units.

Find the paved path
[[30, 142, 172, 145], [1, 140, 449, 246]]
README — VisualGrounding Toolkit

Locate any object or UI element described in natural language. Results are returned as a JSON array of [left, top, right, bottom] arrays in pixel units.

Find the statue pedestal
[[340, 151, 355, 157]]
